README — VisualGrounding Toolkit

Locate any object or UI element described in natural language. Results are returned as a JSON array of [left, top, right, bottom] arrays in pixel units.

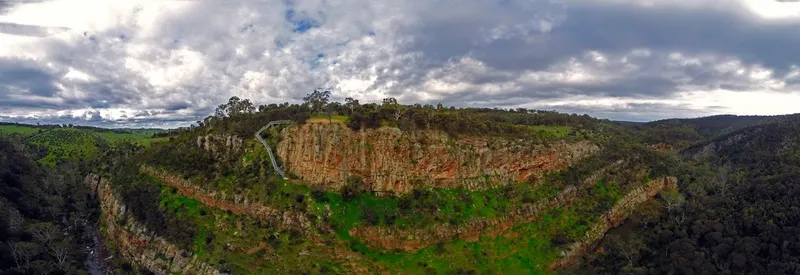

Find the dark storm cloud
[[0, 1, 12, 14], [551, 2, 800, 73], [544, 102, 727, 122], [0, 97, 62, 110], [0, 59, 61, 97], [401, 0, 800, 100], [439, 76, 682, 106], [432, 0, 800, 73], [165, 102, 190, 111]]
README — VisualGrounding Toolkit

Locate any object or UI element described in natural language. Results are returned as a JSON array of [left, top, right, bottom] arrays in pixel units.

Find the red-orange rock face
[[140, 166, 312, 231], [83, 174, 222, 275], [276, 123, 599, 195]]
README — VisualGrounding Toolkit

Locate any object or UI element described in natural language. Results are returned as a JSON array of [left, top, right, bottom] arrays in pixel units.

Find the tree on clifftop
[[303, 88, 331, 116], [381, 97, 405, 125], [344, 97, 359, 115], [215, 96, 255, 118]]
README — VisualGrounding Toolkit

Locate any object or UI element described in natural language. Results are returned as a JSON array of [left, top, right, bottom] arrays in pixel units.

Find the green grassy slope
[[130, 147, 666, 274], [0, 124, 167, 166], [123, 114, 677, 274], [0, 124, 43, 135], [92, 98, 684, 273], [27, 128, 107, 167]]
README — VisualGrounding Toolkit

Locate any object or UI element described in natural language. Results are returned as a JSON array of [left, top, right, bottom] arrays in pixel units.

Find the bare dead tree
[[9, 241, 39, 269], [661, 191, 685, 212], [713, 253, 731, 272], [27, 222, 59, 245], [48, 240, 71, 271]]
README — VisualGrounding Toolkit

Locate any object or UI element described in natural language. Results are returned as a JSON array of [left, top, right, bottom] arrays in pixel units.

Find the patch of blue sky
[[285, 8, 320, 33], [309, 53, 325, 69]]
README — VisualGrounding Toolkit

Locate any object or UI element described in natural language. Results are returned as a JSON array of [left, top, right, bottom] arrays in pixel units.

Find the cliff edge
[[277, 123, 598, 194]]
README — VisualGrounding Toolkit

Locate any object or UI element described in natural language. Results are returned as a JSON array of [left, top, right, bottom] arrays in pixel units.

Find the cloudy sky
[[1, 0, 800, 127]]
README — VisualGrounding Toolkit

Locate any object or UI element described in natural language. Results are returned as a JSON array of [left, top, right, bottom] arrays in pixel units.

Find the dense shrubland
[[163, 93, 611, 142], [4, 93, 735, 274], [102, 93, 695, 273], [0, 138, 100, 274], [580, 115, 800, 274], [3, 93, 797, 274], [143, 93, 659, 186]]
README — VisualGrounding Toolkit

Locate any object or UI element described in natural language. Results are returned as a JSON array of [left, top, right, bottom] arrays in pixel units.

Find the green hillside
[[27, 128, 107, 167], [578, 114, 800, 274], [93, 96, 679, 274], [0, 123, 167, 167], [0, 124, 42, 135], [5, 99, 799, 274]]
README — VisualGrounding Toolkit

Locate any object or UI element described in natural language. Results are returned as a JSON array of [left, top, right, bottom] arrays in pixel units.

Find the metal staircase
[[254, 120, 295, 179]]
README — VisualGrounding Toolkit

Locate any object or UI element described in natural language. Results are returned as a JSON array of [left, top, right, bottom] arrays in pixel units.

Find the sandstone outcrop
[[348, 160, 626, 253], [84, 174, 223, 275], [140, 166, 312, 231], [350, 185, 579, 252], [684, 128, 762, 160], [549, 176, 678, 269], [276, 123, 599, 195], [196, 134, 243, 159]]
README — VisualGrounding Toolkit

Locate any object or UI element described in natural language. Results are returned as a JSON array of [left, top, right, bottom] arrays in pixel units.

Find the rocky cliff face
[[140, 166, 312, 231], [84, 174, 223, 275], [350, 184, 579, 252], [276, 123, 598, 194], [683, 127, 762, 160], [550, 176, 678, 269], [197, 134, 243, 159], [349, 160, 628, 252]]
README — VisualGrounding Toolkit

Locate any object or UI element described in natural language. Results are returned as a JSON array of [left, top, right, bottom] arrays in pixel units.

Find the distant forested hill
[[579, 114, 800, 274], [630, 115, 778, 150]]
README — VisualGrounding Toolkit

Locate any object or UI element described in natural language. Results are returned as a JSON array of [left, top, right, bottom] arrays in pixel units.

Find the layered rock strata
[[277, 123, 598, 195], [84, 174, 223, 275], [140, 166, 311, 231], [350, 185, 579, 252], [549, 176, 678, 269]]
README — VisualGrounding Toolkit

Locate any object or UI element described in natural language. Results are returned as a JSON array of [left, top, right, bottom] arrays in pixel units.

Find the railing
[[255, 120, 295, 179]]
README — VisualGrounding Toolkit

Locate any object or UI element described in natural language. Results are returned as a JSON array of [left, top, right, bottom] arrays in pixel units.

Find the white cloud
[[0, 0, 799, 126], [741, 0, 800, 19]]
